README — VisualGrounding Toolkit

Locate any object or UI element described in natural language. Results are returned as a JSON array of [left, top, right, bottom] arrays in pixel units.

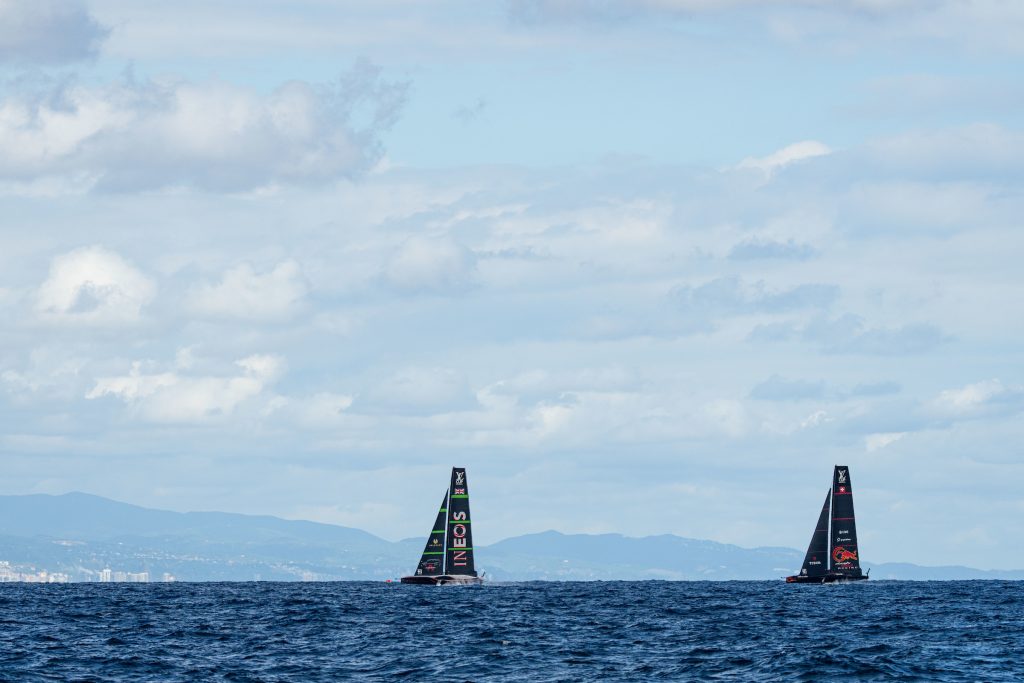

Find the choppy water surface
[[1, 581, 1021, 681]]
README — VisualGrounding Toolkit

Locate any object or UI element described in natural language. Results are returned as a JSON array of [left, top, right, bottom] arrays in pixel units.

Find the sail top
[[798, 489, 831, 578], [445, 467, 477, 577], [412, 493, 449, 577], [830, 465, 863, 576]]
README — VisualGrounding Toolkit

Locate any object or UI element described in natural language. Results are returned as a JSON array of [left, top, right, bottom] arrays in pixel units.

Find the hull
[[786, 573, 869, 584], [399, 574, 483, 586]]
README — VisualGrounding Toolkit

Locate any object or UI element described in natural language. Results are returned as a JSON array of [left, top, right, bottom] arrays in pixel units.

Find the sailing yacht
[[400, 467, 483, 585], [786, 465, 869, 584]]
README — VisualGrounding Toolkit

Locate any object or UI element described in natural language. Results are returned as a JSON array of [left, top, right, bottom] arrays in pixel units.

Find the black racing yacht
[[400, 467, 483, 586], [786, 465, 869, 584]]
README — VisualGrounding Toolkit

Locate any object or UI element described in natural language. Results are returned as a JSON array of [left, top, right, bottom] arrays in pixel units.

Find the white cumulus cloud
[[0, 62, 407, 191], [188, 260, 307, 321], [928, 379, 1024, 419], [383, 237, 477, 293], [865, 431, 906, 452], [735, 140, 832, 177], [35, 246, 154, 325], [86, 354, 285, 423]]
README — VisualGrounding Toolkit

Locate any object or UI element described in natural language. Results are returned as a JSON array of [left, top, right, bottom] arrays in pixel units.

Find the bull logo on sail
[[832, 546, 858, 563]]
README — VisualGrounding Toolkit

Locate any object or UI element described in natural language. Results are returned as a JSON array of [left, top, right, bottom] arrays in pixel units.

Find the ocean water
[[1, 581, 1021, 681]]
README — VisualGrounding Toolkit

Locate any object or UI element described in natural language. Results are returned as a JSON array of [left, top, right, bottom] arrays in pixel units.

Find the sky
[[1, 0, 1022, 569]]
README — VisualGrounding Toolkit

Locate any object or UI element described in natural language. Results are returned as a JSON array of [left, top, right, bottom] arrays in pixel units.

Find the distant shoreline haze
[[1, 493, 1021, 582]]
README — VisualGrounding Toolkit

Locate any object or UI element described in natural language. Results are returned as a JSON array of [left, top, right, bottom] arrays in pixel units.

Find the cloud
[[927, 379, 1024, 420], [505, 1, 1024, 57], [841, 181, 998, 235], [0, 61, 407, 191], [856, 74, 1024, 121], [728, 238, 817, 261], [383, 237, 477, 293], [746, 321, 797, 343], [802, 314, 948, 355], [0, 347, 87, 401], [291, 392, 355, 427], [735, 140, 832, 177], [506, 0, 932, 26], [506, 0, 637, 25], [86, 354, 285, 423], [799, 409, 831, 430], [836, 379, 1024, 442], [35, 246, 154, 325], [234, 354, 286, 383], [865, 431, 906, 452], [750, 375, 825, 401], [838, 399, 930, 436], [357, 367, 478, 416], [188, 260, 307, 321], [857, 124, 1024, 182], [509, 0, 933, 18], [488, 367, 643, 404], [670, 276, 838, 331], [754, 314, 948, 355], [457, 383, 755, 450], [849, 381, 901, 397], [0, 0, 108, 64]]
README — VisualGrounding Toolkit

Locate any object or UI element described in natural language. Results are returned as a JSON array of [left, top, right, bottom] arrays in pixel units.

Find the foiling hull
[[786, 573, 869, 584], [399, 574, 483, 586]]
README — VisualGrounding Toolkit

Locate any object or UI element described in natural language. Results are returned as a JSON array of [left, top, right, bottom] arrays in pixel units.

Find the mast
[[797, 489, 831, 578], [412, 492, 449, 577], [828, 486, 833, 572], [444, 467, 477, 577], [829, 465, 863, 576], [443, 489, 450, 574]]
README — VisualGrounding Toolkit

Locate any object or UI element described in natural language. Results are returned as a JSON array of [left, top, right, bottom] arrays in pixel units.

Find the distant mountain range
[[1, 492, 1021, 582]]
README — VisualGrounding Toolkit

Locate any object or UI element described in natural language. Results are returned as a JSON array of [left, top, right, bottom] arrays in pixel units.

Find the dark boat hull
[[399, 574, 483, 586], [786, 573, 869, 584]]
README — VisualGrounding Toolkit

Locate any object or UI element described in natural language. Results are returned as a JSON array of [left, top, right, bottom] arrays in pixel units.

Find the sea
[[1, 581, 1021, 681]]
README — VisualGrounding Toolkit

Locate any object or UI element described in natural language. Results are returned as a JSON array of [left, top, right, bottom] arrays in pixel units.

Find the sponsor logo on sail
[[450, 510, 470, 568], [455, 471, 465, 485], [837, 469, 847, 484], [832, 546, 858, 563]]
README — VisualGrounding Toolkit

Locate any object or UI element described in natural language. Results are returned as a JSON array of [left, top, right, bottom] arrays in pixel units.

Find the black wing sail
[[798, 490, 831, 578], [830, 465, 863, 576], [445, 467, 477, 577], [413, 493, 449, 577]]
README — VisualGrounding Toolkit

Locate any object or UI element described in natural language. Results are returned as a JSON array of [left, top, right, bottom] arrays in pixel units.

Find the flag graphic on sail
[[798, 490, 831, 578], [445, 467, 477, 576], [414, 493, 449, 576], [830, 465, 863, 576]]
